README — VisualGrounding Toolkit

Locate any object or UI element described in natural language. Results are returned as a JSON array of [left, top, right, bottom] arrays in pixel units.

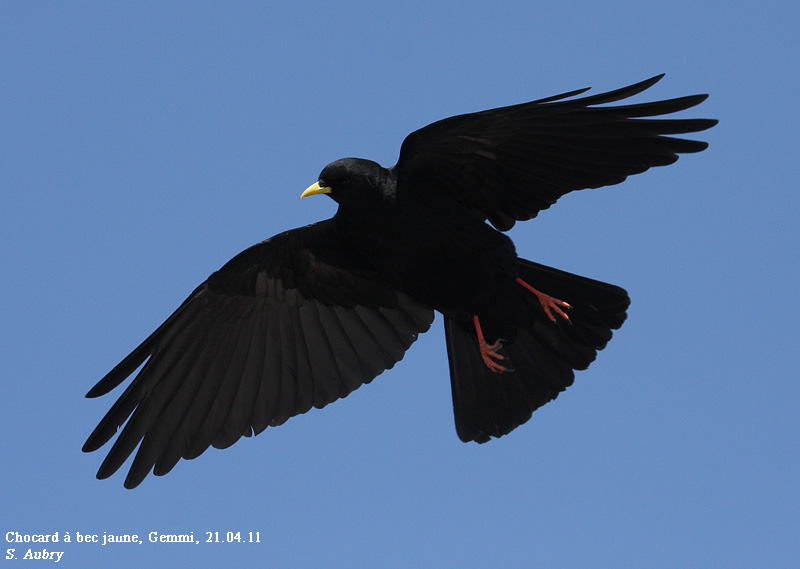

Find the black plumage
[[83, 75, 716, 487]]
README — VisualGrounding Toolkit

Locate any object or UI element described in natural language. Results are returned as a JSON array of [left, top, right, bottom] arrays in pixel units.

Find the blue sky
[[2, 2, 798, 567]]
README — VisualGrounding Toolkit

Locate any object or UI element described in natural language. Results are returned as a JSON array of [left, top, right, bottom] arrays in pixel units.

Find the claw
[[481, 339, 509, 373], [516, 278, 571, 323], [473, 315, 511, 373]]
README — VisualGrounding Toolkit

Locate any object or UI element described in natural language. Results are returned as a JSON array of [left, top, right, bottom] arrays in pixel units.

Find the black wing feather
[[83, 220, 434, 488], [395, 75, 718, 230]]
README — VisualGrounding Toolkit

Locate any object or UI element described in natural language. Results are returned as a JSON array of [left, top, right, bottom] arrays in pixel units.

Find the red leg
[[472, 315, 509, 373], [516, 278, 571, 323]]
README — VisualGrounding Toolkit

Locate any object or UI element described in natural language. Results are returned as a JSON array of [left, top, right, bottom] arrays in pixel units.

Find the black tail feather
[[445, 259, 630, 443]]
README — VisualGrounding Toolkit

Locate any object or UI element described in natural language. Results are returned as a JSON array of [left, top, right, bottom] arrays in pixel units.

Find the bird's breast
[[377, 206, 518, 314]]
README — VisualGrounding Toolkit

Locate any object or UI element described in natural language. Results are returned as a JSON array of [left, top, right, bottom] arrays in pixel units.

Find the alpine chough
[[83, 75, 717, 488]]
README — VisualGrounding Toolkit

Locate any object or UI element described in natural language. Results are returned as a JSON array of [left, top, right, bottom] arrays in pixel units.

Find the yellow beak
[[300, 181, 332, 199]]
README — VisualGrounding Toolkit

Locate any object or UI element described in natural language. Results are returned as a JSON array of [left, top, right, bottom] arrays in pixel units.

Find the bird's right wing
[[83, 220, 434, 488], [394, 75, 717, 230]]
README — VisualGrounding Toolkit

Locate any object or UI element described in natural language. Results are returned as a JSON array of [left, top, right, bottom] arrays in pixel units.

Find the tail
[[445, 259, 630, 443]]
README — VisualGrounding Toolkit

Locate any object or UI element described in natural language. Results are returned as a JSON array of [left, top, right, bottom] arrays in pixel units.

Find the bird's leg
[[472, 315, 510, 373], [515, 278, 571, 323]]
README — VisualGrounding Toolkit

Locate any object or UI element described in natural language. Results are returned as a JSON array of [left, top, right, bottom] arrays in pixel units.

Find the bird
[[83, 74, 717, 488]]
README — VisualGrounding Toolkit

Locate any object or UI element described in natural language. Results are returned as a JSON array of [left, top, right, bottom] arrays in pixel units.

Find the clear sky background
[[2, 2, 798, 568]]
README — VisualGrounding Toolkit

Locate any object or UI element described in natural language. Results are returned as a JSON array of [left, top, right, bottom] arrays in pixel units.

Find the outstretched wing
[[83, 220, 434, 488], [394, 75, 718, 230]]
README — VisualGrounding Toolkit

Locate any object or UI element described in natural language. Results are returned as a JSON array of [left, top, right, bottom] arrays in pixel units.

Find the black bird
[[83, 75, 716, 488]]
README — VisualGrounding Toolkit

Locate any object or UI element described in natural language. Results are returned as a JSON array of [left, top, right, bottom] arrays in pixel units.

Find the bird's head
[[301, 158, 394, 212]]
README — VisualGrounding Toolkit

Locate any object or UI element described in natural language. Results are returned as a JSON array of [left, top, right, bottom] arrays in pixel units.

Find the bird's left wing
[[83, 220, 434, 488], [394, 75, 717, 230]]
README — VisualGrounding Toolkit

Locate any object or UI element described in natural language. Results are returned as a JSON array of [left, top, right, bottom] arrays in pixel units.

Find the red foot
[[516, 278, 571, 323], [473, 315, 509, 373]]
